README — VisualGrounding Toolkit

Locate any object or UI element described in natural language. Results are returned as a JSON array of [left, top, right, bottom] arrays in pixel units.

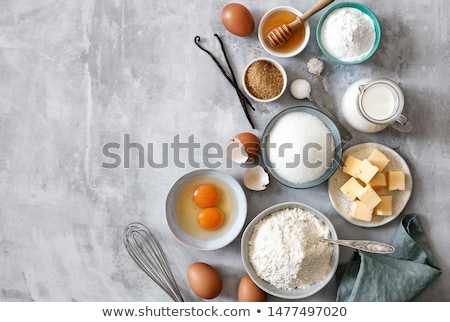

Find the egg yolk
[[197, 207, 224, 230], [193, 184, 220, 208]]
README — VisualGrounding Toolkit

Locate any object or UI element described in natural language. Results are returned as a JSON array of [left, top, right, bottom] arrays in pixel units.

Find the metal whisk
[[123, 222, 184, 302]]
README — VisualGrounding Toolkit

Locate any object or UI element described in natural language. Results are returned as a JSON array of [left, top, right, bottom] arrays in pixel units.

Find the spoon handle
[[320, 238, 395, 254], [307, 96, 353, 142], [316, 74, 335, 113]]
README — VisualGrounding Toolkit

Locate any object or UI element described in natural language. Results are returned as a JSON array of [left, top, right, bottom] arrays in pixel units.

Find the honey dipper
[[266, 0, 334, 48]]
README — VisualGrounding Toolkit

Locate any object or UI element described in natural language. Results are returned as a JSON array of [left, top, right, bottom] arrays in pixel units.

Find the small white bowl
[[166, 169, 247, 251], [258, 6, 311, 58], [242, 57, 287, 103], [241, 201, 339, 299]]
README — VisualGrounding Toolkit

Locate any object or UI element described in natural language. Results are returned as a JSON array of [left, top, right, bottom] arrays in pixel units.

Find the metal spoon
[[307, 58, 334, 111], [306, 58, 353, 141], [290, 78, 353, 142], [320, 237, 395, 254]]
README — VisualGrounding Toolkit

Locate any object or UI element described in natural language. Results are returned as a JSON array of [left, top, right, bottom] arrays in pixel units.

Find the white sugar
[[267, 112, 334, 184]]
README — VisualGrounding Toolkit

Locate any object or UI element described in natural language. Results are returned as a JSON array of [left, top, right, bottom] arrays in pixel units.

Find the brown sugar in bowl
[[242, 57, 287, 103]]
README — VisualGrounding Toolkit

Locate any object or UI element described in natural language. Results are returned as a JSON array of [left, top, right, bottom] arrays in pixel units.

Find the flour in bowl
[[320, 7, 376, 62], [248, 208, 333, 289]]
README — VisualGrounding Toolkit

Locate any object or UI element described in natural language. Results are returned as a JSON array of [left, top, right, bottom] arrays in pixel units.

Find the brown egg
[[226, 132, 260, 164], [238, 275, 266, 302], [221, 3, 255, 37], [187, 262, 222, 299]]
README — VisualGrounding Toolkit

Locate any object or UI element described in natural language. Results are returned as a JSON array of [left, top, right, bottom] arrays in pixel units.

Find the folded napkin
[[336, 214, 441, 301]]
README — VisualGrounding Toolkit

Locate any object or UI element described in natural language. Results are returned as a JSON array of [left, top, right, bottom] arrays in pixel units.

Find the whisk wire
[[124, 223, 184, 302]]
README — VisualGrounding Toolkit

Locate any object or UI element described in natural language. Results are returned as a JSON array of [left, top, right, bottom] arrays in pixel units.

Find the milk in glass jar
[[342, 78, 412, 133]]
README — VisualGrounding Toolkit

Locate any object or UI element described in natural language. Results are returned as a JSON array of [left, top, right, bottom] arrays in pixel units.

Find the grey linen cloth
[[336, 214, 441, 301]]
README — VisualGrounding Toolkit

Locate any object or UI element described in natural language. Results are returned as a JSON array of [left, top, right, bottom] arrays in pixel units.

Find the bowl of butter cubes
[[327, 142, 413, 227]]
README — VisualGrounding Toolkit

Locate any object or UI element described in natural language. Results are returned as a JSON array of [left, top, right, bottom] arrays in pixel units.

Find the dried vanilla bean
[[194, 35, 255, 129]]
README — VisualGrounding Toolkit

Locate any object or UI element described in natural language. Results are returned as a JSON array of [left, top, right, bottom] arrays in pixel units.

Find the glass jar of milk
[[342, 78, 412, 133]]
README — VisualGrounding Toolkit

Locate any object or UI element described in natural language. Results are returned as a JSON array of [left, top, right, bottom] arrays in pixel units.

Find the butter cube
[[357, 185, 382, 209], [343, 155, 362, 177], [369, 173, 387, 190], [351, 200, 373, 222], [340, 177, 365, 201], [387, 171, 406, 191], [356, 159, 379, 184], [374, 195, 393, 216], [367, 149, 390, 172]]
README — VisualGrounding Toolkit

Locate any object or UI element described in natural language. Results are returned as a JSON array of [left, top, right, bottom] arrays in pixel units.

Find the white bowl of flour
[[241, 202, 339, 299], [317, 2, 381, 64]]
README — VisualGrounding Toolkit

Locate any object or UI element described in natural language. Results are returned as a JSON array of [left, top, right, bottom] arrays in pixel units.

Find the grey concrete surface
[[0, 0, 448, 301]]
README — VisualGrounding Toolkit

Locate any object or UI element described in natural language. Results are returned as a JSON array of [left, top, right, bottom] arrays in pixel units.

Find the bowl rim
[[165, 169, 247, 251], [242, 57, 287, 103], [241, 201, 339, 299], [260, 106, 343, 189], [316, 2, 381, 65], [258, 6, 311, 58]]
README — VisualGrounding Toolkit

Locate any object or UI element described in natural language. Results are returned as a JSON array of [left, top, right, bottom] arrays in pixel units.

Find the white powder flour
[[248, 208, 333, 290], [320, 7, 376, 62]]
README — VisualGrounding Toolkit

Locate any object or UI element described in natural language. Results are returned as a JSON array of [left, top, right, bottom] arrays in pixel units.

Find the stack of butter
[[340, 149, 405, 222]]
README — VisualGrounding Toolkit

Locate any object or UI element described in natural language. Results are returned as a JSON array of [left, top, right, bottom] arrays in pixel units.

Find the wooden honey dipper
[[267, 0, 334, 48]]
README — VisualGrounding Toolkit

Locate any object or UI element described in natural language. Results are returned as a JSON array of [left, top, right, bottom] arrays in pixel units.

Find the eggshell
[[243, 166, 269, 191], [238, 275, 266, 302], [221, 3, 255, 37], [226, 132, 260, 164], [187, 262, 222, 299]]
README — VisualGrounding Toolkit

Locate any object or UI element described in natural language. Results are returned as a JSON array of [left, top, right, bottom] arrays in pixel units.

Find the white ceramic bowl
[[258, 6, 310, 58], [241, 201, 339, 299], [242, 57, 287, 103], [166, 169, 247, 250]]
